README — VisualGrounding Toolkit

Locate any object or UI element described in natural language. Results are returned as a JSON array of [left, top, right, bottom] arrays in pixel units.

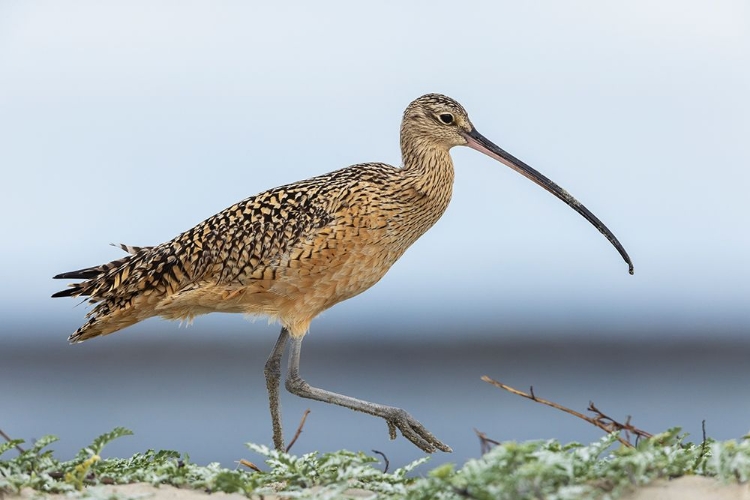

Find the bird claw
[[387, 420, 398, 441], [385, 408, 452, 453]]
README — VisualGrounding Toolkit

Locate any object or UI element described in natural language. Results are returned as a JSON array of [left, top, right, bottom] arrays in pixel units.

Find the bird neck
[[400, 139, 455, 200]]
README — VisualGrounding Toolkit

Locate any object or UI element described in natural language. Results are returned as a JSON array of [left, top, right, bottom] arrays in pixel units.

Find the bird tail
[[53, 243, 155, 342]]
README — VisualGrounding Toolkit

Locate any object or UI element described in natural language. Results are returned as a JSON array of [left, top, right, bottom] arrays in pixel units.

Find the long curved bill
[[463, 128, 634, 275]]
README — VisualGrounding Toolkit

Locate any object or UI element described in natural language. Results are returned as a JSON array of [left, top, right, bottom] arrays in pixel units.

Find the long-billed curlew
[[53, 94, 633, 453]]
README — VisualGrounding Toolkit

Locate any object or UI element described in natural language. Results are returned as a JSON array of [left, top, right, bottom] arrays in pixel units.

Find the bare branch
[[587, 402, 652, 441], [473, 428, 501, 455], [481, 376, 652, 447], [285, 409, 311, 453]]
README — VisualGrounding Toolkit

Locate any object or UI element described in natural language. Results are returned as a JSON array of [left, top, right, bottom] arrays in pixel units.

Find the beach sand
[[6, 476, 749, 499], [620, 476, 750, 500]]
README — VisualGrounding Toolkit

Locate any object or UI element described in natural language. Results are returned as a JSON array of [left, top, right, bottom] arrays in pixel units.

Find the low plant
[[2, 426, 750, 499]]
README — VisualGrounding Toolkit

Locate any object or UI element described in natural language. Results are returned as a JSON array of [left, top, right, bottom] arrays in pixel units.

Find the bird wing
[[53, 172, 343, 340]]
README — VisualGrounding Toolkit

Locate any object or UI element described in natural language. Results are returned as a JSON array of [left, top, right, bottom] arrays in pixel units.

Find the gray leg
[[264, 327, 290, 451], [284, 335, 451, 453]]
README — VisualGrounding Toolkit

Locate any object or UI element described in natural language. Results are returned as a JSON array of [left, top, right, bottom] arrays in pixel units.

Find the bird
[[53, 93, 634, 454]]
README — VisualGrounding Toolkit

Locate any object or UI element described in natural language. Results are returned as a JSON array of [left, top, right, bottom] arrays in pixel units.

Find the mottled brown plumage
[[54, 93, 632, 453], [54, 95, 465, 343]]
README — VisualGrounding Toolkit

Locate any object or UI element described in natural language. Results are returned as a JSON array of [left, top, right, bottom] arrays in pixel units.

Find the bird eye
[[439, 113, 454, 125]]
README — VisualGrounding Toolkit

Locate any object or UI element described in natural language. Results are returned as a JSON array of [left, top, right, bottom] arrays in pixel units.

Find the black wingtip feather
[[53, 269, 100, 280], [51, 288, 78, 298]]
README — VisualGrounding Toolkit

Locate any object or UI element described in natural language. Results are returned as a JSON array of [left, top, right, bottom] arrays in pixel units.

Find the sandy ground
[[5, 483, 374, 499], [620, 476, 750, 500], [4, 477, 749, 499]]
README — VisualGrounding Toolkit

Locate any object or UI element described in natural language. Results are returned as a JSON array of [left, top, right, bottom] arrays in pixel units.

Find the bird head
[[401, 93, 634, 275], [401, 93, 475, 151]]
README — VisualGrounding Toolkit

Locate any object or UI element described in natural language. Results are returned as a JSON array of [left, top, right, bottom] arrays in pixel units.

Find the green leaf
[[0, 439, 24, 458], [86, 427, 134, 456]]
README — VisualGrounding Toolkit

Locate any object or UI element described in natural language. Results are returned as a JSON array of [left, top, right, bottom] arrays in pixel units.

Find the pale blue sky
[[1, 1, 749, 340]]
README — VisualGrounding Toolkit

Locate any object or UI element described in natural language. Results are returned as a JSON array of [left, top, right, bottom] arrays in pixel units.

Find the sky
[[1, 0, 749, 341]]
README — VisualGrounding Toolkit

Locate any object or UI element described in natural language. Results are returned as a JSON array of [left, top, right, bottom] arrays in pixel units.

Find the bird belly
[[265, 235, 402, 337], [152, 230, 403, 338]]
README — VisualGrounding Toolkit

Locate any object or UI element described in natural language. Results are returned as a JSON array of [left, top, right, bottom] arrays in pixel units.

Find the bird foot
[[283, 335, 451, 453], [384, 407, 452, 453]]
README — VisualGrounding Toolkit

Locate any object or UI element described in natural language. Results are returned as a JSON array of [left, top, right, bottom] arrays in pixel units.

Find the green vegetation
[[1, 427, 749, 499]]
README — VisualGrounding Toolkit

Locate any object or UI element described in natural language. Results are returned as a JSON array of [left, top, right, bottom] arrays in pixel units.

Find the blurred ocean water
[[2, 322, 748, 473]]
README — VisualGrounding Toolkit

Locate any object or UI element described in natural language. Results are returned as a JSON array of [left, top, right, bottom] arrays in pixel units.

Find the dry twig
[[586, 401, 652, 443], [473, 428, 501, 455], [285, 409, 311, 453], [481, 376, 652, 447], [238, 458, 261, 472]]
